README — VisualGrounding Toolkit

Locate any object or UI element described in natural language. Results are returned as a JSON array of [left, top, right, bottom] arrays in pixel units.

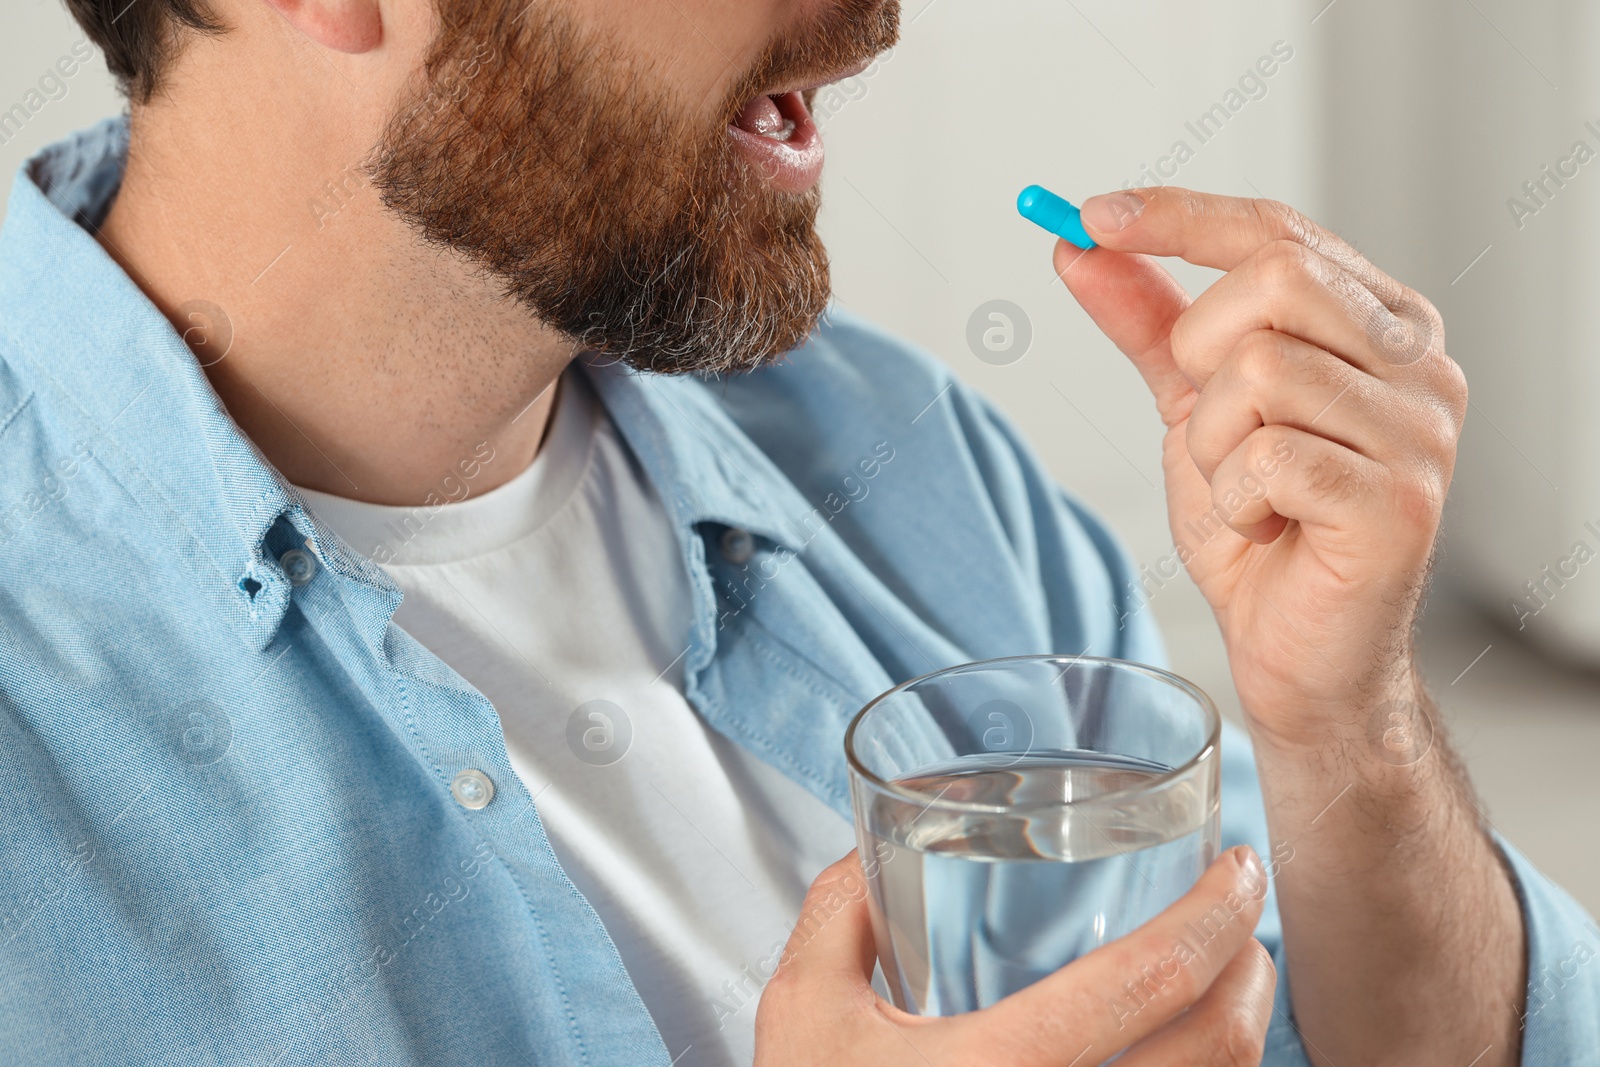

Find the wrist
[[1243, 670, 1495, 879], [1237, 658, 1428, 763]]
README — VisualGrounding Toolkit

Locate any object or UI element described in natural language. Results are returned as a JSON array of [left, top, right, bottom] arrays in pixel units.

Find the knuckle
[[1162, 945, 1211, 1004], [1173, 961, 1209, 1006], [1406, 292, 1447, 347], [1426, 306, 1447, 351], [1251, 198, 1315, 247], [1231, 331, 1288, 393], [1187, 432, 1223, 483], [1249, 425, 1294, 471], [1434, 352, 1469, 421], [1391, 469, 1444, 530], [1255, 239, 1321, 293], [1249, 197, 1292, 233], [1387, 393, 1456, 462], [1228, 331, 1280, 390], [1168, 185, 1208, 220], [1169, 307, 1201, 365], [1116, 932, 1167, 976], [1380, 288, 1446, 365], [1421, 403, 1462, 458], [1362, 267, 1410, 312], [1128, 932, 1202, 1002]]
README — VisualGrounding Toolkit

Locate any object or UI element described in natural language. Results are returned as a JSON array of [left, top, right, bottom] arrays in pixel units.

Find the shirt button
[[450, 768, 495, 810], [280, 548, 317, 586], [720, 527, 755, 565]]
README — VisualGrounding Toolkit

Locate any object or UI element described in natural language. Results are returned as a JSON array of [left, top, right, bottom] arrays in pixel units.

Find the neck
[[97, 101, 574, 507]]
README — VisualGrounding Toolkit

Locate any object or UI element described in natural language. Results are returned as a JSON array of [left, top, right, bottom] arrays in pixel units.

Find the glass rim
[[843, 653, 1222, 817]]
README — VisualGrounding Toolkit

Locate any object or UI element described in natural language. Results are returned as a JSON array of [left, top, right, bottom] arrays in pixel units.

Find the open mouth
[[727, 58, 876, 194]]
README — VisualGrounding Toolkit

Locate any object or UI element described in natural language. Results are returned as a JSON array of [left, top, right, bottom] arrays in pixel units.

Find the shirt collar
[[582, 357, 808, 554], [0, 117, 317, 653], [0, 117, 808, 655]]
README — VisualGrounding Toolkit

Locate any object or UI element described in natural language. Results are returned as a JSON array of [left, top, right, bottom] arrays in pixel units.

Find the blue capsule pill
[[1017, 185, 1096, 249]]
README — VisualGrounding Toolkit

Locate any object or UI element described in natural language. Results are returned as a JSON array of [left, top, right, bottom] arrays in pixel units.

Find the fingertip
[[1080, 189, 1149, 238], [1228, 847, 1276, 924], [1052, 237, 1091, 275], [1231, 938, 1279, 1027], [1244, 936, 1277, 981], [1230, 844, 1263, 880], [1237, 515, 1291, 544], [813, 848, 863, 889]]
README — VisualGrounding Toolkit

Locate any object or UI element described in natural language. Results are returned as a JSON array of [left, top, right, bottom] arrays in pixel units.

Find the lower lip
[[727, 91, 825, 194]]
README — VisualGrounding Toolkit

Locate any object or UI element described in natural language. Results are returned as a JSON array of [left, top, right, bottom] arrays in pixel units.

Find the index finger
[[1080, 187, 1401, 302], [966, 844, 1271, 1066]]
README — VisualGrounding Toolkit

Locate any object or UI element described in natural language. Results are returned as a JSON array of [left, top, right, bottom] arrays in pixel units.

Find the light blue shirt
[[0, 118, 1594, 1066]]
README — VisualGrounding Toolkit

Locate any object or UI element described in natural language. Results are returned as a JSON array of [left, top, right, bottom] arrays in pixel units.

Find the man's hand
[[1061, 188, 1465, 746], [1056, 188, 1524, 1066], [755, 847, 1275, 1067]]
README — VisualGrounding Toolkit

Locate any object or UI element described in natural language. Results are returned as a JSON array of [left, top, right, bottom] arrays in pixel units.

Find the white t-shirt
[[295, 370, 855, 1066]]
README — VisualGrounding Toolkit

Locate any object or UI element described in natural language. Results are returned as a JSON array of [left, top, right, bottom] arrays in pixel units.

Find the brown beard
[[366, 0, 900, 375]]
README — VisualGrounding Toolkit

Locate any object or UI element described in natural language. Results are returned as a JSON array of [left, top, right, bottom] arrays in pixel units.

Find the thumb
[[1053, 239, 1196, 427], [768, 851, 880, 991]]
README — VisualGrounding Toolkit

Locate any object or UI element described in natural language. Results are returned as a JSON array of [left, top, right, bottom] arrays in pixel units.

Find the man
[[0, 0, 1593, 1063]]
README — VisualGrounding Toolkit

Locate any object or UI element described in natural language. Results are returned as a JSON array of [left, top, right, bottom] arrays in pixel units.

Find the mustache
[[724, 0, 901, 117]]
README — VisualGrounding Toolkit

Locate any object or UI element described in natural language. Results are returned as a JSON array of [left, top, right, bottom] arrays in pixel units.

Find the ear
[[262, 0, 383, 54]]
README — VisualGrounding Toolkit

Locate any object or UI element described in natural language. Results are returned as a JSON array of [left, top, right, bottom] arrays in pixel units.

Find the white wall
[[1318, 0, 1600, 663], [0, 1, 122, 207]]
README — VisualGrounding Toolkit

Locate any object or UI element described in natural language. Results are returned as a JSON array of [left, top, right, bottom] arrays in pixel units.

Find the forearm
[[1250, 673, 1526, 1067]]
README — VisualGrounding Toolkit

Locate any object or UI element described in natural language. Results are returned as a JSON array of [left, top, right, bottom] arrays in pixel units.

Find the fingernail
[[1233, 845, 1264, 882], [1081, 190, 1146, 233]]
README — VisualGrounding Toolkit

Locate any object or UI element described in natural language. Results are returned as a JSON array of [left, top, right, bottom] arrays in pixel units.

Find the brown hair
[[61, 0, 225, 103]]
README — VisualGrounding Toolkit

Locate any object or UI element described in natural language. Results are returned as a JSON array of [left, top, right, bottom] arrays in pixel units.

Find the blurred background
[[5, 0, 1597, 912]]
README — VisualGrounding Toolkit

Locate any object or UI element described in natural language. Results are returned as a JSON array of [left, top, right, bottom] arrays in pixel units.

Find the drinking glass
[[844, 654, 1222, 1016]]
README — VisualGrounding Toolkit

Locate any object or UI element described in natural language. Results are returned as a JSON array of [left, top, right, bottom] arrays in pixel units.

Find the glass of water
[[845, 654, 1221, 1016]]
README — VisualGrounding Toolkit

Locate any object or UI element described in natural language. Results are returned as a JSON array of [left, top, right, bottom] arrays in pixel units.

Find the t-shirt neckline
[[293, 369, 599, 566]]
